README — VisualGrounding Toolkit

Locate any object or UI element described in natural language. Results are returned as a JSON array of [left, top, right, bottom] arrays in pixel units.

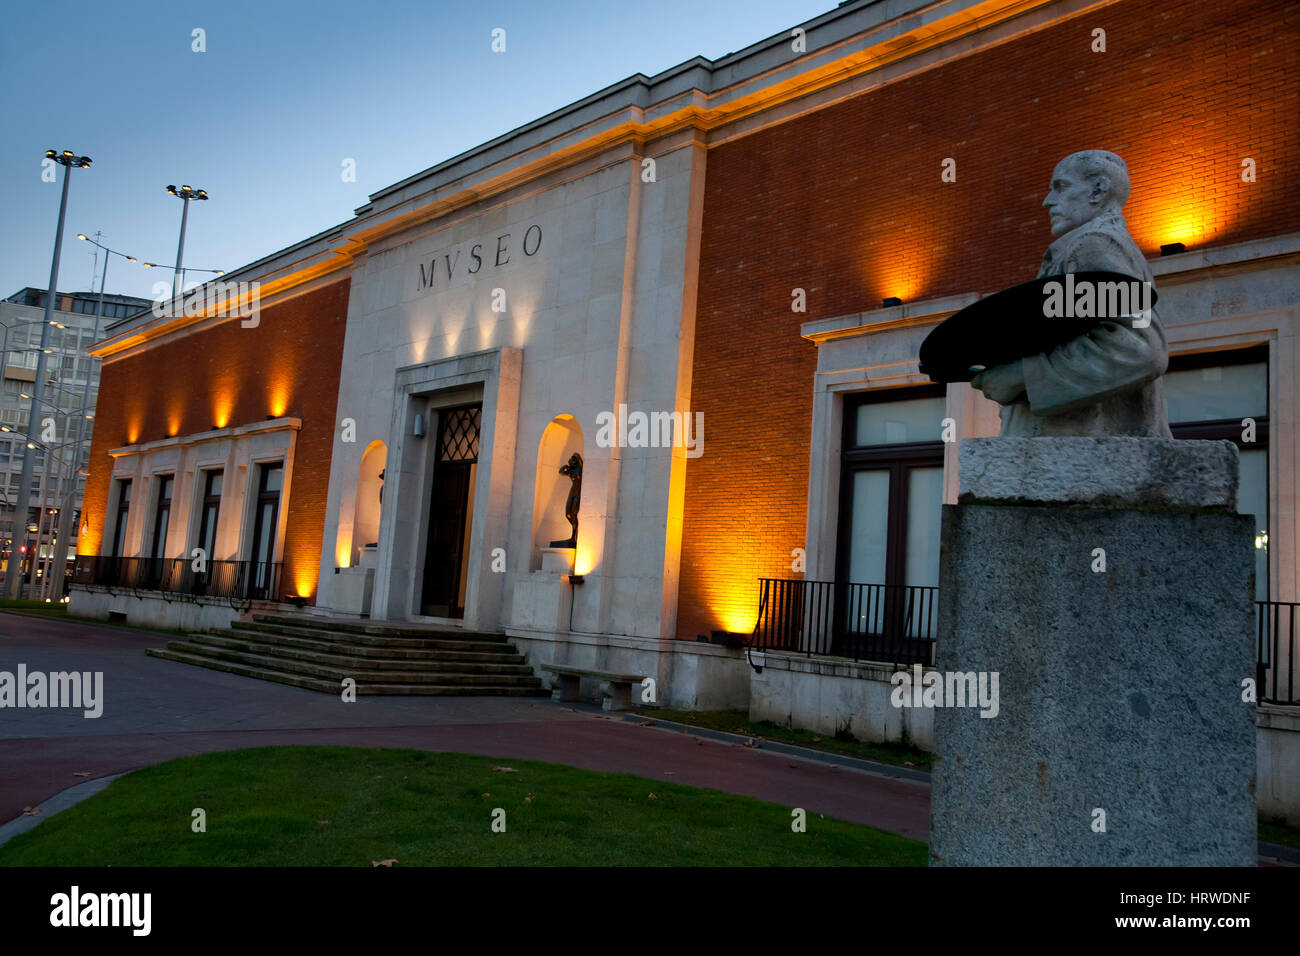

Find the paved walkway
[[0, 612, 930, 841]]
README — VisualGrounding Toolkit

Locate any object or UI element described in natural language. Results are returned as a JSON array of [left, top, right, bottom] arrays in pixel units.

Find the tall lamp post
[[7, 149, 91, 598], [40, 234, 139, 600], [165, 184, 208, 303]]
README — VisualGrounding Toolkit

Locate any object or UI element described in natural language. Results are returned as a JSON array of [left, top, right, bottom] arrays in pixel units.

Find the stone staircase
[[146, 613, 547, 697]]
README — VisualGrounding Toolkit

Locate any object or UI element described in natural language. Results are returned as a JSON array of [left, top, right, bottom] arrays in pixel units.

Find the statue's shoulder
[[1060, 219, 1145, 276]]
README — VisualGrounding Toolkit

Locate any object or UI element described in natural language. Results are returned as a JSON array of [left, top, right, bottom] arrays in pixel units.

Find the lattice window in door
[[439, 406, 481, 463]]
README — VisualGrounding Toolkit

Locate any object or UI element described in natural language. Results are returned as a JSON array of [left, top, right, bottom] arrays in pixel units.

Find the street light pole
[[7, 149, 91, 599], [166, 185, 208, 306], [173, 195, 189, 299], [48, 233, 130, 600]]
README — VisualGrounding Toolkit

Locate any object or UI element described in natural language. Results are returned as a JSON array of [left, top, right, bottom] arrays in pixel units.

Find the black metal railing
[[71, 555, 284, 605], [1257, 600, 1299, 706], [751, 582, 1299, 703], [750, 578, 939, 666]]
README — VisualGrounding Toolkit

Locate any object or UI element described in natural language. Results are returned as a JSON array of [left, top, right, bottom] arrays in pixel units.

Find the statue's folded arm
[[1021, 319, 1168, 416]]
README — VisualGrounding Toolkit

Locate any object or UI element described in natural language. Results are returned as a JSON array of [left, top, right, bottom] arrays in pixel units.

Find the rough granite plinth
[[931, 440, 1256, 866], [960, 437, 1239, 509]]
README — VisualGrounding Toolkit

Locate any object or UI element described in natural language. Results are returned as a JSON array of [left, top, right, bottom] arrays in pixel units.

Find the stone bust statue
[[971, 150, 1173, 437]]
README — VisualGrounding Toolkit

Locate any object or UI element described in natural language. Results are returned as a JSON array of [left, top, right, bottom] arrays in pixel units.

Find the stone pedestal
[[930, 438, 1256, 866], [333, 567, 374, 616], [540, 547, 576, 574], [512, 569, 574, 632]]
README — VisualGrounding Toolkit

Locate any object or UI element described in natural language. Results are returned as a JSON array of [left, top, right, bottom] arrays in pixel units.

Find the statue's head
[[1042, 150, 1130, 237]]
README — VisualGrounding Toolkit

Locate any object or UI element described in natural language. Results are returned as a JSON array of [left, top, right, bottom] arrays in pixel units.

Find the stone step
[[202, 628, 525, 663], [160, 642, 544, 687], [147, 647, 549, 696], [251, 613, 507, 643], [185, 633, 536, 675], [230, 619, 513, 653]]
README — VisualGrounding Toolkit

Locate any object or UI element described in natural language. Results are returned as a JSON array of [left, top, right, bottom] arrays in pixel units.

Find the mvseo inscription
[[416, 223, 543, 293]]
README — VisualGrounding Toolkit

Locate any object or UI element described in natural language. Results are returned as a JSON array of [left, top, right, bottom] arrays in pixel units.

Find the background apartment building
[[0, 286, 150, 596]]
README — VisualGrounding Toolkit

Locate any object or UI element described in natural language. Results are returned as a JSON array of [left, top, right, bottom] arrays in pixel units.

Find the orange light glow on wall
[[212, 391, 234, 429], [717, 600, 759, 636], [692, 549, 771, 637], [126, 418, 141, 444], [856, 220, 943, 308], [574, 541, 600, 577], [294, 575, 316, 599], [267, 367, 292, 418], [1135, 187, 1236, 252]]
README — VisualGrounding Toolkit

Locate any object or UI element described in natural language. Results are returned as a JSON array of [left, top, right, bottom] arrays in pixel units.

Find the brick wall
[[678, 0, 1300, 638], [79, 278, 350, 604]]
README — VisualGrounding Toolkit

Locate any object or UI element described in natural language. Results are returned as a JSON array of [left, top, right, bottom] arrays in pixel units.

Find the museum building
[[70, 0, 1299, 817]]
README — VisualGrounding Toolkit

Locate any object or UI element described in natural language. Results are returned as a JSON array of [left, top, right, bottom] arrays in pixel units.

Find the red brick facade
[[79, 279, 350, 603], [678, 0, 1300, 638]]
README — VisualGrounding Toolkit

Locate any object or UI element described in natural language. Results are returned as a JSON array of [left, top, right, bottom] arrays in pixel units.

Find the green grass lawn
[[1260, 818, 1300, 851], [0, 599, 69, 616], [0, 746, 927, 867], [0, 602, 193, 641], [640, 708, 933, 771]]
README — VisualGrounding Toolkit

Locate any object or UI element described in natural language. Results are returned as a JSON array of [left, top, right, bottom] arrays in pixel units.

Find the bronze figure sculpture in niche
[[548, 453, 583, 549]]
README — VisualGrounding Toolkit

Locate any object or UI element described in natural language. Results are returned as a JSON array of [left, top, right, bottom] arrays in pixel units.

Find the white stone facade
[[315, 142, 706, 660]]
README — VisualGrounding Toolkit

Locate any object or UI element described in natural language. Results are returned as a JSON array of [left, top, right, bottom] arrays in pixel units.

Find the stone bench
[[542, 664, 648, 712]]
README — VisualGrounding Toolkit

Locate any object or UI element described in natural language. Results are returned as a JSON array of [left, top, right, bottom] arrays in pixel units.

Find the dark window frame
[[249, 463, 284, 570], [195, 470, 223, 568], [836, 385, 947, 591], [110, 478, 132, 558], [150, 474, 173, 561]]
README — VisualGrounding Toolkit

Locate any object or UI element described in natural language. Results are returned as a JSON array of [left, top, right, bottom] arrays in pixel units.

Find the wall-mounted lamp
[[412, 413, 426, 438], [882, 296, 903, 308], [1159, 242, 1186, 256]]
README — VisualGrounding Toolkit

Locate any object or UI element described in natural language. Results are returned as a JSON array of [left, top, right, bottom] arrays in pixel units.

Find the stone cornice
[[108, 416, 302, 458]]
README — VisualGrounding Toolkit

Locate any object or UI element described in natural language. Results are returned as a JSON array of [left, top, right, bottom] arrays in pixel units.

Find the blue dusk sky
[[0, 0, 832, 302]]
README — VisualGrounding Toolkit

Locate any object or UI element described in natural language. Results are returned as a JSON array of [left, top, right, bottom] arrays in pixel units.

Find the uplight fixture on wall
[[1159, 242, 1186, 256], [882, 296, 903, 308], [412, 413, 426, 438]]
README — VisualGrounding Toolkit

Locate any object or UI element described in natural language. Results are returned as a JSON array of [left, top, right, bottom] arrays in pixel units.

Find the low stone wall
[[751, 649, 1299, 830], [1258, 704, 1300, 827], [506, 627, 751, 711], [748, 651, 935, 750], [68, 584, 266, 633]]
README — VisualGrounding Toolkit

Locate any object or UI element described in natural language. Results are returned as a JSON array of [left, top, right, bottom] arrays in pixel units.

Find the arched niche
[[353, 440, 387, 565], [531, 415, 583, 569]]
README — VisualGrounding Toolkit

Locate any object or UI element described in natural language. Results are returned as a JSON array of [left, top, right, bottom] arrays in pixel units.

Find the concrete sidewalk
[[0, 611, 930, 840]]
